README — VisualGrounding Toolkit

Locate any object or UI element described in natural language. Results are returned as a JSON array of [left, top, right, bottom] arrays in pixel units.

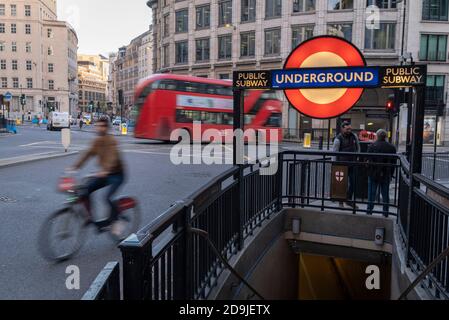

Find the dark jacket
[[333, 132, 361, 162], [367, 140, 397, 182]]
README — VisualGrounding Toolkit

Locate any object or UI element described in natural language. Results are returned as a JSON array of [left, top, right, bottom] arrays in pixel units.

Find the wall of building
[[0, 0, 78, 118]]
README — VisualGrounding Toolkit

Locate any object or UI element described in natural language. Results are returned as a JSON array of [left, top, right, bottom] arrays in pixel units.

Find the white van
[[47, 112, 70, 131]]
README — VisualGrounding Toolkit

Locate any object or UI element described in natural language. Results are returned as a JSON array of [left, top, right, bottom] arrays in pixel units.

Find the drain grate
[[0, 196, 17, 203]]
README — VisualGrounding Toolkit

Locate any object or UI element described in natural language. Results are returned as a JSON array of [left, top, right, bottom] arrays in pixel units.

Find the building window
[[328, 0, 353, 10], [366, 0, 397, 9], [11, 23, 16, 34], [26, 60, 32, 70], [426, 75, 446, 104], [13, 78, 19, 89], [218, 35, 232, 60], [0, 42, 4, 52], [293, 0, 315, 13], [48, 63, 54, 73], [196, 5, 210, 29], [0, 4, 4, 16], [292, 25, 315, 48], [422, 0, 448, 21], [12, 42, 16, 52], [11, 4, 17, 16], [48, 80, 54, 90], [419, 34, 448, 61], [266, 0, 282, 18], [25, 5, 31, 17], [196, 38, 210, 61], [175, 9, 188, 33], [163, 44, 170, 67], [365, 23, 396, 50], [240, 31, 255, 57], [25, 24, 31, 34], [264, 28, 281, 55], [219, 0, 233, 26], [1, 77, 7, 88], [175, 41, 188, 64], [0, 59, 6, 70], [26, 78, 33, 89], [0, 23, 5, 33], [12, 60, 17, 70], [26, 42, 31, 53], [48, 46, 53, 55], [327, 23, 353, 41], [163, 14, 169, 37], [219, 74, 230, 79], [47, 28, 53, 38], [241, 0, 256, 22]]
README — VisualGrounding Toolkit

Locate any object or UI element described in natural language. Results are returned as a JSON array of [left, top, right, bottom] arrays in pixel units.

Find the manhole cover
[[0, 196, 17, 203]]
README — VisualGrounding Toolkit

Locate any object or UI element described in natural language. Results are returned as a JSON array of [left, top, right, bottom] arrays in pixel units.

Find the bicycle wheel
[[38, 207, 87, 262], [109, 198, 141, 242]]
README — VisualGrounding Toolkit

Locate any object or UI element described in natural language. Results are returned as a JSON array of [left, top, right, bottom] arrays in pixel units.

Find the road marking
[[222, 145, 252, 161], [20, 141, 55, 147]]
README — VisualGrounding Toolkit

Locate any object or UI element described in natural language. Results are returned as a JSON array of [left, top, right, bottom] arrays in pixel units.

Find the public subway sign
[[233, 36, 427, 119]]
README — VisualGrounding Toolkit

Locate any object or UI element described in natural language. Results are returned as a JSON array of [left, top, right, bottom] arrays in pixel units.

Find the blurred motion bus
[[132, 74, 283, 143]]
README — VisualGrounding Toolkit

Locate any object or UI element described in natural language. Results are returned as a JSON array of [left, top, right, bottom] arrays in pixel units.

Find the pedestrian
[[367, 129, 397, 217], [333, 122, 361, 209]]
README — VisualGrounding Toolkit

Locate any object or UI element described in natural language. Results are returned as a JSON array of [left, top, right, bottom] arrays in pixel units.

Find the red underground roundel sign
[[283, 36, 367, 119]]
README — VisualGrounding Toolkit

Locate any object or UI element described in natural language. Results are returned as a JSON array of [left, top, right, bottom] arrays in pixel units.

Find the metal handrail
[[190, 227, 265, 300], [398, 245, 449, 300]]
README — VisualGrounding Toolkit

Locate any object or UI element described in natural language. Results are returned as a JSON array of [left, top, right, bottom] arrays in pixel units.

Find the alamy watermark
[[65, 265, 80, 290], [366, 5, 381, 30], [169, 122, 279, 176]]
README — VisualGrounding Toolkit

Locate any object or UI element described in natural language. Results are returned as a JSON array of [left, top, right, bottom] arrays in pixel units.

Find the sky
[[57, 0, 152, 56]]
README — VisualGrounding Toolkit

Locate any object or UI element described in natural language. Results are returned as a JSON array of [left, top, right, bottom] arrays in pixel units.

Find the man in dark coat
[[333, 122, 361, 208], [367, 129, 397, 217]]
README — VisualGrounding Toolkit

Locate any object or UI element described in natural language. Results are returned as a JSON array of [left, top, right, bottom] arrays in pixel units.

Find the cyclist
[[68, 117, 126, 236]]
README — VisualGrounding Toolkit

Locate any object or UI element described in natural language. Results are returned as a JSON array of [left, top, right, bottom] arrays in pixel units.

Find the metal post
[[405, 81, 426, 263], [327, 119, 331, 150], [432, 116, 439, 180], [233, 89, 245, 250], [406, 87, 413, 159]]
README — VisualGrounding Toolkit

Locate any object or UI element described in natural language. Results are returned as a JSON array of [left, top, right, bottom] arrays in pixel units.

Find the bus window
[[265, 113, 282, 127], [223, 113, 233, 125], [215, 85, 233, 96], [159, 79, 177, 90]]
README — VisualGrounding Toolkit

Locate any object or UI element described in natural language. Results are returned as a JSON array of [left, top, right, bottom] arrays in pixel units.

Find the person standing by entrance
[[367, 129, 397, 217], [333, 122, 361, 209]]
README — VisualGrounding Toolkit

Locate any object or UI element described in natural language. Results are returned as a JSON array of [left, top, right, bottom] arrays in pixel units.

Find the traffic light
[[20, 94, 26, 106], [386, 95, 399, 115], [386, 99, 394, 112]]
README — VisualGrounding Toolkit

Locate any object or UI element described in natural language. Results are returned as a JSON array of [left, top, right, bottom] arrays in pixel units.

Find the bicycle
[[38, 172, 141, 262]]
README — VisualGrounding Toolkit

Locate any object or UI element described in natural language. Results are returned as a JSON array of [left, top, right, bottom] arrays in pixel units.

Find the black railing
[[281, 151, 400, 216], [422, 152, 449, 181], [115, 161, 280, 300], [398, 155, 449, 299], [85, 150, 449, 300]]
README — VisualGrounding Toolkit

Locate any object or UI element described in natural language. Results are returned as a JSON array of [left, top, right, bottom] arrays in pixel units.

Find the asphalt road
[[0, 126, 232, 300]]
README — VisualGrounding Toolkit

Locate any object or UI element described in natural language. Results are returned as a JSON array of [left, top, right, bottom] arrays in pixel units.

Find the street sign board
[[233, 36, 427, 119], [4, 92, 12, 102]]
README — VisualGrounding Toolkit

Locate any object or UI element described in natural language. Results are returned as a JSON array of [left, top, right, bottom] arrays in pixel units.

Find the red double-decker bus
[[132, 74, 283, 143]]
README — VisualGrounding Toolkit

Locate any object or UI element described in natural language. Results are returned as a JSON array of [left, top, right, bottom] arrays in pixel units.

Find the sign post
[[61, 128, 71, 153]]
